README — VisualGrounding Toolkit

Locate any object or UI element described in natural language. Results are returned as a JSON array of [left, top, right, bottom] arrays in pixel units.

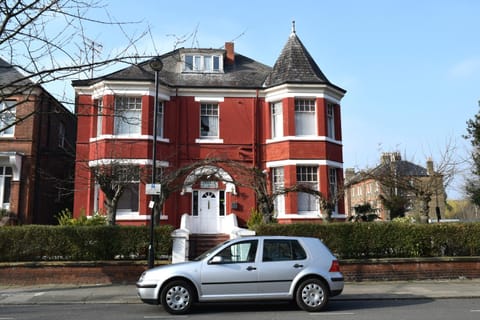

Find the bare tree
[[0, 0, 150, 119], [364, 145, 458, 223]]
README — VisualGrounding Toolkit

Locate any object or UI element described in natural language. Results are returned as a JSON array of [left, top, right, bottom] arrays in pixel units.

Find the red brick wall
[[1, 259, 479, 285]]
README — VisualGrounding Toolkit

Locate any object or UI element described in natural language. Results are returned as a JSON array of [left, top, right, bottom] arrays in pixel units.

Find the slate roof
[[72, 49, 272, 89], [0, 57, 34, 88], [347, 160, 429, 185], [265, 30, 330, 87], [72, 30, 345, 93]]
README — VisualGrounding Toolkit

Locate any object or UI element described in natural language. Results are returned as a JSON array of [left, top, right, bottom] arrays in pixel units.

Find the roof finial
[[291, 20, 296, 34]]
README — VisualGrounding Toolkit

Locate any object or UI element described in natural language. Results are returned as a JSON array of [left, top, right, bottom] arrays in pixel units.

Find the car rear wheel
[[295, 278, 329, 312], [160, 280, 194, 315]]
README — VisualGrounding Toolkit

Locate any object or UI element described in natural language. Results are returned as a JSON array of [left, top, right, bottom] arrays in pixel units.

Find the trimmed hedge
[[0, 225, 174, 262], [2, 223, 479, 262], [255, 222, 480, 259]]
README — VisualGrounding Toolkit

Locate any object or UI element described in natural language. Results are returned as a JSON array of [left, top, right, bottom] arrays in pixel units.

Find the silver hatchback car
[[137, 236, 344, 314]]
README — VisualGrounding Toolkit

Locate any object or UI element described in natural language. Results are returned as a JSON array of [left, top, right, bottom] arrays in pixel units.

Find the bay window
[[295, 99, 316, 136], [296, 166, 319, 214], [114, 96, 142, 135]]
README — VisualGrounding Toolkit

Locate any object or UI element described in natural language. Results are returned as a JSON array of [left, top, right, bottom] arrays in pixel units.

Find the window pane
[[272, 167, 285, 215], [297, 166, 319, 213], [118, 183, 139, 211], [216, 240, 257, 263], [327, 104, 335, 139], [263, 240, 305, 262], [96, 98, 103, 136], [295, 99, 316, 136], [271, 102, 283, 138], [213, 56, 220, 70], [204, 56, 212, 70], [114, 96, 142, 135], [0, 101, 16, 136], [200, 103, 219, 137], [156, 102, 164, 138], [3, 176, 11, 205], [185, 55, 193, 71], [194, 56, 201, 71]]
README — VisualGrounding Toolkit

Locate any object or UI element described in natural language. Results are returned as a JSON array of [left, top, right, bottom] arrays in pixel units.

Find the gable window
[[0, 100, 16, 136], [114, 96, 142, 135], [327, 103, 335, 139], [0, 167, 12, 210], [272, 167, 285, 216], [297, 166, 319, 214], [200, 103, 219, 138], [295, 99, 316, 136], [184, 54, 222, 72], [271, 101, 283, 139]]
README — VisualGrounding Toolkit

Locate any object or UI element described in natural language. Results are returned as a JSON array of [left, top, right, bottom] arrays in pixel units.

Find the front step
[[188, 234, 230, 259]]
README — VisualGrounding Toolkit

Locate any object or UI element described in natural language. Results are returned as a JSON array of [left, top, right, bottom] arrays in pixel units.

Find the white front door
[[197, 190, 220, 234]]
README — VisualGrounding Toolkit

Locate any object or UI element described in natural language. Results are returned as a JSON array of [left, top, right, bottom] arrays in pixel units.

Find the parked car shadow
[[184, 295, 434, 314]]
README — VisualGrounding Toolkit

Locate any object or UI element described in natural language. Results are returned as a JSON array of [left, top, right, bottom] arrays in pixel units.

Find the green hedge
[[0, 225, 174, 262], [2, 223, 479, 262], [255, 222, 480, 259]]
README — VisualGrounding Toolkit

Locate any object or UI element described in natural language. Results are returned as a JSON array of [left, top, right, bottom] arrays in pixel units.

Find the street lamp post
[[148, 57, 163, 269]]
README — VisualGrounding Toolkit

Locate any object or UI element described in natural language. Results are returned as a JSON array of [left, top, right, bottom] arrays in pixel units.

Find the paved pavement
[[0, 279, 479, 305]]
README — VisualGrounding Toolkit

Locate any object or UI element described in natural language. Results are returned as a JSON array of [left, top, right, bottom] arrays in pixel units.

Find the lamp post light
[[148, 57, 163, 269]]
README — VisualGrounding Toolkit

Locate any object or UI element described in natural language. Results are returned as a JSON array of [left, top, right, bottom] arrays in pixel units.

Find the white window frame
[[183, 54, 223, 72], [96, 97, 103, 137], [0, 166, 12, 210], [200, 103, 219, 138], [272, 167, 285, 216], [114, 96, 142, 136], [296, 166, 319, 214], [329, 167, 339, 213], [155, 101, 164, 139], [327, 103, 335, 139], [271, 101, 283, 139], [295, 99, 316, 136], [0, 100, 16, 137]]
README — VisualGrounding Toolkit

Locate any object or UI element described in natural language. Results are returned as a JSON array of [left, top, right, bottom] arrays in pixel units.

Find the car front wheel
[[160, 280, 195, 315], [295, 278, 329, 312]]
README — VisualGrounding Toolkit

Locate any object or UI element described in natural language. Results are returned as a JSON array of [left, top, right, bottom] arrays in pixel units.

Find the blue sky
[[78, 0, 480, 199]]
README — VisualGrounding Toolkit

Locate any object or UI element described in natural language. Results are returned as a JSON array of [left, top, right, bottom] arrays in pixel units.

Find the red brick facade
[[0, 83, 76, 224], [72, 33, 347, 231]]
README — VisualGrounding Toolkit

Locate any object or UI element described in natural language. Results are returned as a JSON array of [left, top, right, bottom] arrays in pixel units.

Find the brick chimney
[[225, 42, 235, 65]]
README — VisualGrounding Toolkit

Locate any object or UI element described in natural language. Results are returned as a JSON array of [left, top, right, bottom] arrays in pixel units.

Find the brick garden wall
[[1, 258, 479, 286]]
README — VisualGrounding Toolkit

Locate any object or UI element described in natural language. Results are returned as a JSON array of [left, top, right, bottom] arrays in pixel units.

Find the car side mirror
[[209, 256, 224, 264]]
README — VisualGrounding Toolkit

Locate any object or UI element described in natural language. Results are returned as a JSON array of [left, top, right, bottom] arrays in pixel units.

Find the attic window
[[183, 54, 222, 72]]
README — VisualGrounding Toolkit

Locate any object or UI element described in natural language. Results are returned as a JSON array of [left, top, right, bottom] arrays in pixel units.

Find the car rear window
[[262, 239, 307, 262]]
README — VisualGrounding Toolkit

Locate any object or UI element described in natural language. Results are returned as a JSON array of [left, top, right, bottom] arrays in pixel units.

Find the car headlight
[[138, 271, 147, 282]]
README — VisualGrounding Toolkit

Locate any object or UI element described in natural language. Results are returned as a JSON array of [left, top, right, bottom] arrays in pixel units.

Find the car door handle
[[293, 263, 304, 268], [246, 266, 257, 271]]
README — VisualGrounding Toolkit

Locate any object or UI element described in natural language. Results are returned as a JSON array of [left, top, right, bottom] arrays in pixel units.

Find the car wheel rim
[[165, 285, 190, 311], [301, 282, 325, 307]]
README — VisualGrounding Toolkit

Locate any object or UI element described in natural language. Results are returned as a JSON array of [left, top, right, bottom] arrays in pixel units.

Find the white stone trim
[[266, 135, 342, 145], [266, 159, 343, 169]]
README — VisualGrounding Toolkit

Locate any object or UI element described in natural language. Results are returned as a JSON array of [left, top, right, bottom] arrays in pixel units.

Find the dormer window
[[184, 54, 222, 72]]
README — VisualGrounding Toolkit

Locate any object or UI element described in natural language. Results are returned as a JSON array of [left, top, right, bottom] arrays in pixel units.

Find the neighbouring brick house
[[344, 152, 446, 221], [0, 57, 77, 224], [72, 26, 346, 234]]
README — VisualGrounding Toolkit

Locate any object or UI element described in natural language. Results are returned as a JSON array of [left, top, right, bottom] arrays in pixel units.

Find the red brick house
[[0, 58, 77, 224], [72, 27, 346, 233]]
